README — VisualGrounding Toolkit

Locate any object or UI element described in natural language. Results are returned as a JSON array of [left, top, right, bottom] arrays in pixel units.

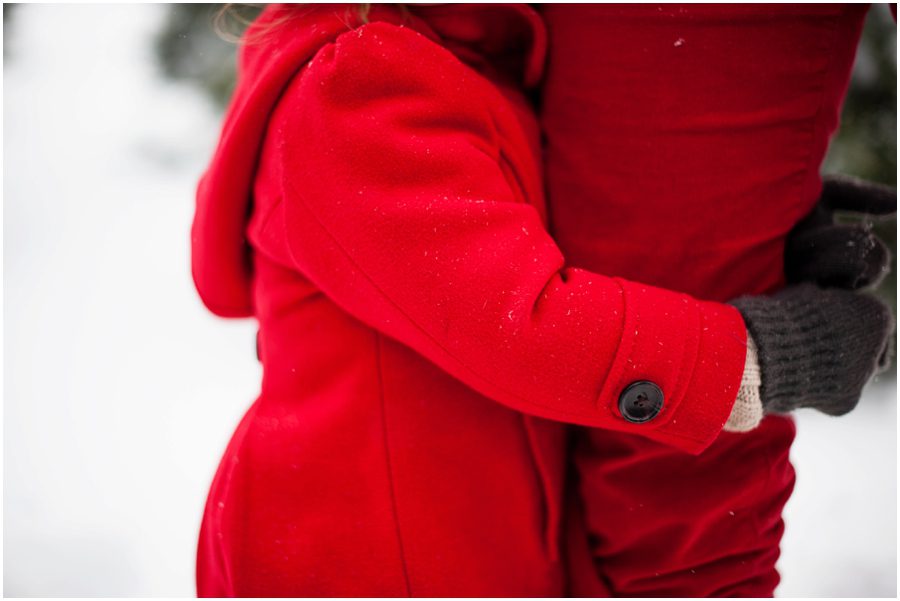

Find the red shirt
[[540, 4, 869, 301], [538, 4, 873, 596]]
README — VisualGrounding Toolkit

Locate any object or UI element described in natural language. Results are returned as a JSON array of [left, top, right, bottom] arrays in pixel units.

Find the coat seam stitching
[[595, 277, 630, 418], [521, 415, 558, 561], [657, 296, 704, 435], [211, 400, 261, 595], [254, 195, 285, 242], [373, 332, 413, 596]]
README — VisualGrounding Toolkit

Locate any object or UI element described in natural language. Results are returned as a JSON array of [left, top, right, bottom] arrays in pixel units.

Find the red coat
[[191, 3, 858, 596], [540, 4, 870, 596]]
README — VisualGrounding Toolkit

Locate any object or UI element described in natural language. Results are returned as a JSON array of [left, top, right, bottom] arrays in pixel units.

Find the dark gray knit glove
[[729, 283, 894, 416], [786, 174, 895, 290]]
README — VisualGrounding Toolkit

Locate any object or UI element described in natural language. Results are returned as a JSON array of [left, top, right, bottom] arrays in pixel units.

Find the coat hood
[[191, 3, 547, 317]]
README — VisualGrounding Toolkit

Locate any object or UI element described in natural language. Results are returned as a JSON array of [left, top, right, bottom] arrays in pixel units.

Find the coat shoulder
[[330, 21, 482, 87], [280, 20, 494, 127]]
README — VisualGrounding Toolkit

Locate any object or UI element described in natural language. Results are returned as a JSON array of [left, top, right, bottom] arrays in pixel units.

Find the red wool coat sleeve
[[272, 22, 748, 454]]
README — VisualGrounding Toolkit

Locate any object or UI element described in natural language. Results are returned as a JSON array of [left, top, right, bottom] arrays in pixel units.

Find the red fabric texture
[[192, 3, 869, 597], [539, 4, 869, 596]]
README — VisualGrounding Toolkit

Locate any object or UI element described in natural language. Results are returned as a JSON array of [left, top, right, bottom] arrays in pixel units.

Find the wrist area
[[619, 288, 749, 454], [723, 334, 764, 433], [730, 288, 829, 413]]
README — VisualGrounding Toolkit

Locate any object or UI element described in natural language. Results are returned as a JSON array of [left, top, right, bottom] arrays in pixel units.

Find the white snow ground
[[3, 4, 896, 597]]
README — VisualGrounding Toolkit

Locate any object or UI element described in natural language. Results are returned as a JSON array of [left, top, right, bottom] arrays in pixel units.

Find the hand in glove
[[786, 174, 895, 290], [722, 175, 896, 432], [723, 284, 894, 432]]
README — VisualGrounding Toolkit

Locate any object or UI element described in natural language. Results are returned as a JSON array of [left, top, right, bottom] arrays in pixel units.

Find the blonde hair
[[213, 4, 393, 45]]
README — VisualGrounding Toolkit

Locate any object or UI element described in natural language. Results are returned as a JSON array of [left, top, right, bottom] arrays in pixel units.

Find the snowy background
[[3, 4, 896, 597]]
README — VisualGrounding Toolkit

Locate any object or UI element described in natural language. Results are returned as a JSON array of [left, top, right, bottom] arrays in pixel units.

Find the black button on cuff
[[619, 381, 664, 423]]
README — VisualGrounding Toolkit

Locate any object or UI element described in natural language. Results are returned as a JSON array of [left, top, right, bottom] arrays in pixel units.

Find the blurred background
[[3, 3, 896, 597]]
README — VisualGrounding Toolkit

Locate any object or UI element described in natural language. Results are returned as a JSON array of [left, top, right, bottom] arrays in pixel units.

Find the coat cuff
[[599, 278, 748, 454]]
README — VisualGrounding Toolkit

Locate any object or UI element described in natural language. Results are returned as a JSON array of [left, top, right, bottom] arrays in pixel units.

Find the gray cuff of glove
[[724, 335, 764, 433]]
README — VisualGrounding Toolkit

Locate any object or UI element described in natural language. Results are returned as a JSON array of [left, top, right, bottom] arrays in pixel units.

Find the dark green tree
[[155, 4, 261, 109], [823, 6, 897, 380]]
